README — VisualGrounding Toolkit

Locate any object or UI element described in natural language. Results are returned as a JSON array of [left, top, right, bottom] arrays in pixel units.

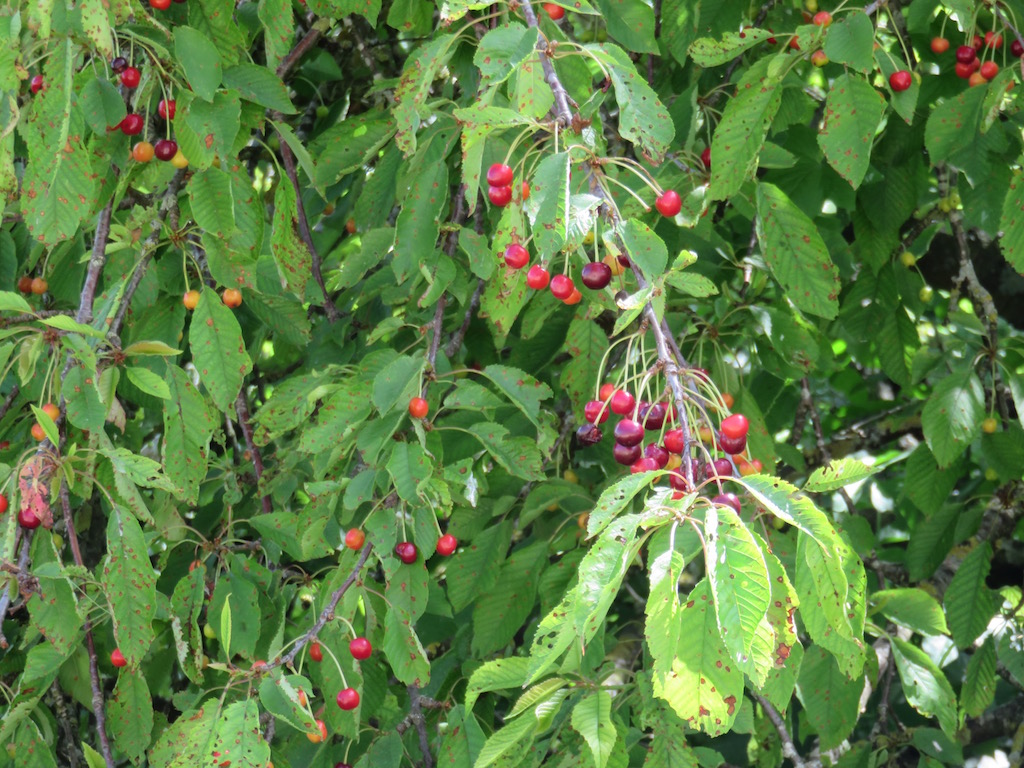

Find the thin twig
[[752, 693, 807, 768], [235, 389, 272, 514], [408, 685, 435, 768], [0, 309, 75, 329], [275, 18, 332, 79], [443, 279, 484, 359], [0, 536, 29, 649], [277, 139, 341, 322], [272, 543, 373, 669], [76, 201, 114, 326], [0, 385, 20, 422], [518, 0, 575, 127], [60, 481, 115, 768]]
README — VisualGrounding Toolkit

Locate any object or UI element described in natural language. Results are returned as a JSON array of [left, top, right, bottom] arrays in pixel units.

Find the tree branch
[[751, 693, 809, 768], [235, 389, 272, 514], [518, 0, 575, 128], [76, 201, 114, 326], [276, 18, 332, 80], [407, 685, 435, 768]]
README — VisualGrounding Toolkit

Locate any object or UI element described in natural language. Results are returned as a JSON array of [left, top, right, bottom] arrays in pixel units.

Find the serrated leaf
[[705, 504, 771, 672], [804, 458, 880, 492], [999, 165, 1024, 273], [474, 24, 539, 89], [466, 656, 530, 711], [469, 422, 544, 480], [921, 368, 984, 467], [63, 364, 106, 431], [174, 27, 223, 101], [472, 542, 547, 656], [78, 77, 126, 134], [756, 182, 840, 319], [387, 442, 430, 501], [473, 711, 538, 768], [162, 363, 217, 504], [960, 636, 997, 719], [664, 270, 718, 297], [907, 503, 962, 581], [734, 474, 842, 550], [108, 668, 154, 764], [103, 507, 157, 666], [822, 11, 875, 72], [871, 588, 948, 637], [311, 110, 397, 188], [572, 513, 641, 647], [189, 290, 253, 413], [796, 646, 862, 749], [188, 168, 236, 240], [944, 543, 995, 647], [818, 74, 885, 189], [891, 637, 958, 736], [126, 366, 171, 399], [222, 63, 295, 112], [924, 84, 987, 162], [259, 672, 318, 733], [619, 218, 667, 278], [483, 364, 553, 429], [571, 691, 617, 768], [709, 57, 782, 201], [689, 28, 775, 67], [373, 355, 425, 415]]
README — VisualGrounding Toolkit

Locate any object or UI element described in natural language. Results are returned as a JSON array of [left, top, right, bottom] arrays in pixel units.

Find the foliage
[[0, 0, 1023, 766]]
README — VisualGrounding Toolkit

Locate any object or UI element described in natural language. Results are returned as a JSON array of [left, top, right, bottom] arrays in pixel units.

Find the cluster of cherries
[[932, 31, 1012, 86], [487, 161, 684, 304], [576, 381, 758, 497], [182, 287, 243, 310]]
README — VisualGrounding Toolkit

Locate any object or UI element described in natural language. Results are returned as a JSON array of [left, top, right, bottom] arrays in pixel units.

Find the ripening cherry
[[889, 70, 912, 92], [563, 288, 582, 305], [931, 37, 950, 54], [42, 403, 59, 421], [549, 274, 574, 300], [969, 71, 986, 86], [120, 67, 141, 88], [132, 141, 155, 162], [700, 147, 711, 170], [408, 396, 429, 419], [436, 533, 457, 556], [30, 423, 46, 441], [222, 288, 242, 308], [17, 275, 33, 294], [610, 389, 635, 416], [655, 189, 681, 217], [395, 542, 418, 564], [598, 382, 616, 401], [307, 720, 327, 743], [720, 413, 749, 440], [956, 45, 977, 64], [111, 649, 128, 668], [810, 50, 829, 67], [521, 181, 530, 200], [982, 416, 999, 434], [170, 149, 189, 169], [31, 277, 48, 295], [18, 508, 41, 529], [526, 264, 550, 289], [310, 642, 323, 662], [584, 400, 609, 424], [30, 75, 44, 94], [980, 61, 999, 80], [158, 99, 176, 120], [812, 10, 831, 26], [504, 243, 529, 269], [349, 637, 373, 659], [543, 2, 565, 19], [486, 163, 513, 187], [337, 687, 360, 710], [488, 185, 512, 207], [344, 528, 365, 550]]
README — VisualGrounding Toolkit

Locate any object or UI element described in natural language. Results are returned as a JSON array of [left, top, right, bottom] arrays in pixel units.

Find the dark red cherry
[[613, 442, 642, 465], [718, 433, 747, 456], [614, 419, 645, 447], [712, 493, 742, 514], [580, 261, 612, 290], [640, 403, 666, 430], [631, 457, 659, 473], [576, 423, 603, 446], [705, 458, 733, 478], [644, 443, 669, 469]]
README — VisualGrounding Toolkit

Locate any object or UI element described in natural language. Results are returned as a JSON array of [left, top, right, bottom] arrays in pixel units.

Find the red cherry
[[436, 533, 457, 556], [550, 274, 574, 300], [931, 37, 949, 54], [580, 261, 612, 289], [718, 433, 747, 455], [504, 243, 529, 269], [158, 99, 176, 120], [599, 383, 616, 401], [408, 396, 429, 419], [609, 389, 635, 416], [488, 185, 512, 207], [310, 642, 323, 662], [980, 61, 999, 79], [486, 163, 513, 187], [344, 528, 365, 550], [972, 34, 983, 51], [669, 470, 690, 491], [655, 189, 682, 217], [154, 139, 178, 161], [395, 542, 418, 564], [150, 0, 171, 8], [985, 31, 1002, 49], [640, 403, 667, 430], [955, 61, 976, 78], [614, 419, 645, 447], [543, 2, 565, 19], [0, 494, 7, 515], [584, 400, 609, 424], [111, 649, 128, 668], [119, 113, 145, 135], [120, 67, 141, 88], [30, 75, 44, 94], [663, 428, 686, 454], [812, 10, 832, 26], [889, 70, 912, 92], [644, 443, 669, 468], [720, 413, 749, 440], [706, 458, 734, 478], [631, 457, 658, 473], [956, 45, 977, 64], [336, 687, 360, 710], [613, 442, 642, 466], [526, 264, 550, 289], [700, 147, 711, 170], [18, 509, 40, 529], [349, 637, 373, 659], [712, 493, 742, 514]]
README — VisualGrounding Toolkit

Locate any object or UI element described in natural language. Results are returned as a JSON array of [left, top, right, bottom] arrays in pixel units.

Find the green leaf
[[189, 290, 253, 413], [663, 270, 718, 297], [944, 543, 995, 648], [891, 637, 958, 736], [473, 710, 538, 768], [174, 27, 223, 101], [571, 691, 617, 768], [734, 474, 842, 551], [108, 668, 154, 765], [103, 507, 157, 666], [222, 64, 295, 112], [689, 28, 775, 67], [804, 458, 880, 492], [921, 368, 984, 467], [79, 77, 126, 134], [524, 151, 571, 257], [572, 513, 641, 646], [177, 90, 242, 169], [709, 57, 782, 201], [387, 442, 431, 501], [756, 182, 840, 319], [999, 164, 1024, 273], [925, 84, 988, 163], [822, 11, 875, 72], [472, 542, 547, 656], [28, 569, 83, 656], [0, 291, 32, 313], [126, 366, 171, 399], [483, 364, 553, 430], [79, 0, 114, 57], [871, 588, 948, 637], [259, 672, 318, 733], [619, 218, 668, 279], [373, 355, 425, 415], [817, 74, 885, 189], [311, 110, 397, 188], [392, 132, 450, 283], [648, 578, 743, 736], [960, 636, 997, 719], [393, 35, 455, 155], [469, 422, 544, 480], [595, 0, 657, 53], [162, 363, 217, 504], [474, 24, 539, 89], [62, 364, 106, 431], [188, 168, 236, 241], [705, 504, 771, 672], [796, 646, 862, 749], [466, 656, 530, 711], [589, 44, 674, 162], [907, 503, 962, 581]]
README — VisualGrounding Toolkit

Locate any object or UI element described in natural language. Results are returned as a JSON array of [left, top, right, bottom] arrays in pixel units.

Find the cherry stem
[[317, 639, 349, 689]]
